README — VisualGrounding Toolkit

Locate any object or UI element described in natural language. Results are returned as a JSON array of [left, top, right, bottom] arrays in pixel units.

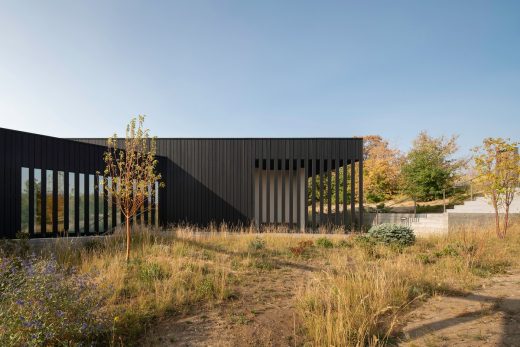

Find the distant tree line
[[308, 131, 518, 217]]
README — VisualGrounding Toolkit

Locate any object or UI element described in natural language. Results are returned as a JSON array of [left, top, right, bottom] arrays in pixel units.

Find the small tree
[[473, 138, 519, 238], [401, 131, 462, 210], [363, 135, 403, 203], [102, 116, 162, 261]]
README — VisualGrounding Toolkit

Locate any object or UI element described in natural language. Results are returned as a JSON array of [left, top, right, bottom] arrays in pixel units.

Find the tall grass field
[[1, 224, 519, 346]]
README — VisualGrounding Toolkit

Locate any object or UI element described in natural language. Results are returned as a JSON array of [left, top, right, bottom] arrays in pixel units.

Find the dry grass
[[19, 223, 520, 345], [297, 224, 520, 346]]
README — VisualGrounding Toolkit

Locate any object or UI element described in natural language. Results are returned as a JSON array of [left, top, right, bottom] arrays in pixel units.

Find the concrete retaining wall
[[448, 213, 520, 232]]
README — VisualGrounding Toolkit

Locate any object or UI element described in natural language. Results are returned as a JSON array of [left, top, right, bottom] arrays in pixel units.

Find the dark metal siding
[[0, 126, 363, 238], [0, 128, 167, 238], [75, 138, 364, 228]]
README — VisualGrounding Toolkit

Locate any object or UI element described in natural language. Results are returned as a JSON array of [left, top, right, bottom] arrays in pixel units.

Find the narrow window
[[148, 184, 152, 226], [57, 171, 65, 234], [99, 176, 104, 232], [21, 167, 30, 234], [68, 172, 75, 234], [46, 170, 53, 233], [155, 181, 159, 226], [79, 174, 85, 233], [34, 169, 42, 234], [89, 174, 95, 231], [107, 177, 113, 229]]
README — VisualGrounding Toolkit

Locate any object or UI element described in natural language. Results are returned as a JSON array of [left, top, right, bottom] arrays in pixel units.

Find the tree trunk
[[493, 198, 502, 238], [504, 204, 510, 238], [413, 199, 417, 217], [125, 216, 131, 262], [494, 204, 502, 238]]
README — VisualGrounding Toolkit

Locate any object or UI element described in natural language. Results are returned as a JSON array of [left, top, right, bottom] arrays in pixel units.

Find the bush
[[248, 237, 266, 251], [0, 254, 111, 346], [367, 223, 415, 246], [315, 237, 334, 248]]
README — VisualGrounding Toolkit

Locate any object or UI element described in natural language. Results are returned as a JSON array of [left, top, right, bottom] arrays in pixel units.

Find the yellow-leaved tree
[[473, 138, 519, 238], [103, 116, 163, 261], [363, 135, 403, 203]]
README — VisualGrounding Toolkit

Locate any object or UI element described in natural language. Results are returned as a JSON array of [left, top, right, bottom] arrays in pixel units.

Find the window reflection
[[89, 174, 95, 232], [46, 170, 53, 233], [34, 169, 41, 234], [21, 167, 29, 234], [107, 177, 112, 230], [57, 171, 64, 234], [155, 181, 159, 226], [148, 184, 152, 225], [20, 167, 156, 236], [99, 176, 104, 232], [69, 173, 75, 233], [79, 174, 85, 233]]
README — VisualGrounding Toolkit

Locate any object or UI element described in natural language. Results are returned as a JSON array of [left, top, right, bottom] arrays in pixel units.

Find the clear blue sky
[[0, 1, 518, 155]]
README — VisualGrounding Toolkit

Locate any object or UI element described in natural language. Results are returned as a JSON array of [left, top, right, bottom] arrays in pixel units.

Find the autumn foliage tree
[[473, 138, 519, 238], [363, 135, 402, 203], [103, 116, 162, 261]]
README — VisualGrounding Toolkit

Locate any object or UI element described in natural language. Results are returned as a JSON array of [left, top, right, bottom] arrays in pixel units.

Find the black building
[[1, 127, 364, 238]]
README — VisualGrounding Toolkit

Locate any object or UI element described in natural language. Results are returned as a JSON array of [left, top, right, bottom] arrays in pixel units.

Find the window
[[68, 172, 75, 233], [21, 167, 29, 234], [46, 170, 53, 233], [34, 169, 42, 234], [155, 181, 159, 226], [99, 176, 104, 232], [107, 177, 112, 229], [57, 171, 65, 233], [148, 184, 152, 225], [89, 174, 95, 232], [79, 174, 85, 233]]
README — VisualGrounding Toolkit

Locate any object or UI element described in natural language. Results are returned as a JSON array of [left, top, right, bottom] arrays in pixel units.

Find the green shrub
[[196, 278, 216, 299], [367, 223, 415, 246], [353, 235, 378, 258], [336, 240, 353, 248], [248, 237, 266, 251], [0, 254, 111, 346], [139, 262, 167, 282], [315, 237, 334, 248], [435, 244, 459, 257]]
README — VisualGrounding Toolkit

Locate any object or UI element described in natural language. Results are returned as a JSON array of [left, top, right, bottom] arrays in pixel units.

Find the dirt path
[[141, 261, 314, 346], [400, 270, 520, 346]]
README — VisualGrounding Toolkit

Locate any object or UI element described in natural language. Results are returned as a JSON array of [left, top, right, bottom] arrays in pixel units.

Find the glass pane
[[155, 181, 159, 226], [107, 177, 112, 229], [21, 167, 29, 234], [148, 184, 152, 226], [79, 174, 85, 233], [57, 171, 65, 234], [117, 180, 122, 224], [99, 176, 104, 232], [68, 173, 75, 233], [46, 171, 53, 233], [89, 174, 95, 232], [34, 169, 41, 234]]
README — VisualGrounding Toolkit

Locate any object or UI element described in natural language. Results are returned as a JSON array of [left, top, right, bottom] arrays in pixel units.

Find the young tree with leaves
[[401, 131, 462, 211], [102, 116, 162, 261], [473, 138, 519, 238]]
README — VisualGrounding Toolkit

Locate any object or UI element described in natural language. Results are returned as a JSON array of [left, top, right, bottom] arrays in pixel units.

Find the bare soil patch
[[140, 259, 315, 346], [400, 270, 520, 346]]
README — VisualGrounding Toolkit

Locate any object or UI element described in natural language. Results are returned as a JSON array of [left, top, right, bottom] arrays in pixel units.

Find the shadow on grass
[[177, 237, 319, 272], [402, 289, 520, 347]]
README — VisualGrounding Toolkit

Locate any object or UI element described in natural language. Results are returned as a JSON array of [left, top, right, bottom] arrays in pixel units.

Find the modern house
[[0, 127, 364, 238]]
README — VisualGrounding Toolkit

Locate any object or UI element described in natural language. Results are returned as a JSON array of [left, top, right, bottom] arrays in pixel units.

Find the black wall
[[0, 128, 166, 238], [0, 127, 363, 238], [76, 138, 364, 229]]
